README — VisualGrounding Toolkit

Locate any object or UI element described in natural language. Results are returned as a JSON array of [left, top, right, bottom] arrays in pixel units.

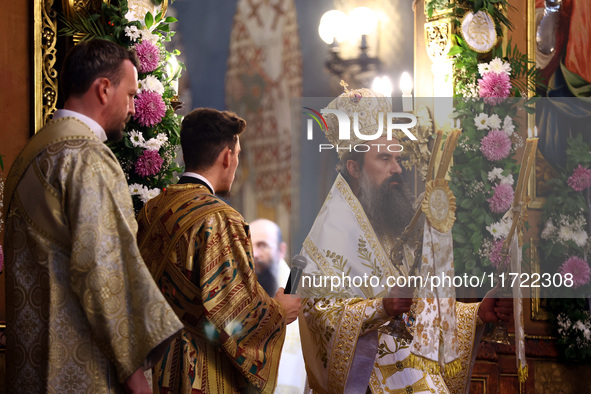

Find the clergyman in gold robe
[[297, 88, 513, 393], [136, 108, 302, 393], [3, 39, 183, 393]]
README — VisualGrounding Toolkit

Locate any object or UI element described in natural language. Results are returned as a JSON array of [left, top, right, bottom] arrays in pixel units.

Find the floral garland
[[423, 0, 540, 277], [60, 0, 183, 211], [427, 0, 591, 361], [448, 57, 524, 277], [542, 135, 591, 361]]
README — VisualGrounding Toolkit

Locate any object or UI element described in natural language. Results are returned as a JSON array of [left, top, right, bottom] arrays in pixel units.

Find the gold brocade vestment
[[137, 184, 287, 393], [3, 117, 183, 393], [299, 175, 484, 393]]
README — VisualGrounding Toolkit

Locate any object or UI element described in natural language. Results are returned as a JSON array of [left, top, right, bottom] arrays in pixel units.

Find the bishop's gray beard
[[356, 171, 415, 239]]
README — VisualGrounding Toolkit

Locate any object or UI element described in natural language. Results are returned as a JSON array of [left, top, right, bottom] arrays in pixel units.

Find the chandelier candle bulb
[[400, 72, 413, 112]]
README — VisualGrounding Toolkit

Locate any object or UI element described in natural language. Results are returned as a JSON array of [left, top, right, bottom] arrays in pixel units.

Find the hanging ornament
[[460, 10, 497, 53]]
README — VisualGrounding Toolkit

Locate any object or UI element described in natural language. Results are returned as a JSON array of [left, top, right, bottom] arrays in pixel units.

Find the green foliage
[[440, 0, 542, 276], [59, 0, 184, 212], [431, 0, 591, 362], [547, 298, 591, 362], [539, 136, 591, 361], [491, 40, 544, 96], [425, 0, 453, 19], [539, 137, 590, 281]]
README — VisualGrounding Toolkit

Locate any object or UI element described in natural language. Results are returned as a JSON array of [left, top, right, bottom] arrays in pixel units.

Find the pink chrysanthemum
[[478, 71, 511, 106], [567, 164, 591, 192], [135, 150, 164, 177], [134, 91, 166, 127], [134, 40, 160, 73], [0, 244, 4, 273], [480, 129, 511, 161], [559, 256, 591, 288], [488, 183, 514, 213], [489, 238, 510, 269]]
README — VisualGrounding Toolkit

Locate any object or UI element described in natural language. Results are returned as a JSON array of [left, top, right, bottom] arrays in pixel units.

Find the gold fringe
[[518, 360, 529, 383], [407, 353, 463, 377], [407, 353, 440, 375], [443, 358, 462, 377]]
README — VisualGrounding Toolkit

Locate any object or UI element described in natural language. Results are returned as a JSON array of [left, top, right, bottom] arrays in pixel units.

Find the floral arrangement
[[448, 55, 529, 277], [540, 136, 591, 288], [540, 135, 591, 360], [60, 0, 183, 211], [426, 0, 513, 34], [424, 0, 540, 277], [554, 299, 591, 361]]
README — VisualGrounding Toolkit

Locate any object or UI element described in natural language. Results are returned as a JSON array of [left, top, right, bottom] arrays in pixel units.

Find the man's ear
[[220, 147, 232, 169], [278, 241, 287, 260], [95, 78, 110, 105], [346, 159, 361, 179]]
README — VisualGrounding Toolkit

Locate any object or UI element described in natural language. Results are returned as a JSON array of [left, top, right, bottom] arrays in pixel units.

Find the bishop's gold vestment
[[137, 183, 287, 393], [3, 117, 184, 393], [299, 175, 483, 394]]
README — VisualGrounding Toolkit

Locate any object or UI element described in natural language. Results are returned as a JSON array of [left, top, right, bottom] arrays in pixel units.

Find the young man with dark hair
[[3, 39, 183, 393], [137, 107, 301, 393]]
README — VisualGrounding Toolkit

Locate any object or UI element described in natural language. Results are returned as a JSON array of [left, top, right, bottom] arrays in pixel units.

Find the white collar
[[182, 172, 215, 194], [53, 109, 108, 142]]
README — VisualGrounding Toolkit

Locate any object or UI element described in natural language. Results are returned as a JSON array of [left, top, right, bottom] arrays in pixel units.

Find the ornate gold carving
[[62, 0, 104, 20], [401, 105, 434, 181], [424, 0, 455, 21], [35, 0, 59, 131], [422, 179, 456, 233], [424, 20, 452, 62], [460, 10, 496, 53]]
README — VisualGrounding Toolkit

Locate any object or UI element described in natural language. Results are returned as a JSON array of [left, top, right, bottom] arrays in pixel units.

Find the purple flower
[[478, 71, 511, 106], [489, 238, 510, 269], [135, 41, 160, 73], [559, 256, 591, 288], [488, 183, 514, 213], [480, 129, 511, 161], [135, 150, 164, 177], [567, 164, 591, 192], [134, 91, 166, 127]]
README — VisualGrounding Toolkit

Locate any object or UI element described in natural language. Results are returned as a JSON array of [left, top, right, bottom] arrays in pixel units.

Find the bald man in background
[[250, 218, 307, 393]]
